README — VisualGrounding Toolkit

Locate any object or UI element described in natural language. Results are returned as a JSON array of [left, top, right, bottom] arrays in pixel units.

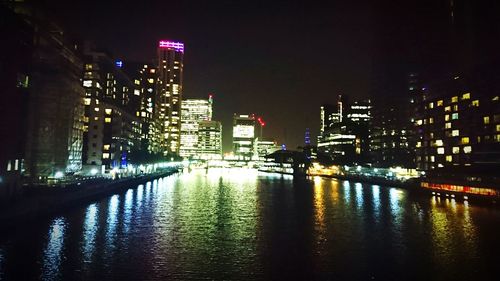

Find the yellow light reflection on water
[[429, 196, 478, 271]]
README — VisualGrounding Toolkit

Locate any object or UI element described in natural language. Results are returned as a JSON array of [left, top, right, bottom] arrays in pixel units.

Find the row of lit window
[[437, 146, 472, 154]]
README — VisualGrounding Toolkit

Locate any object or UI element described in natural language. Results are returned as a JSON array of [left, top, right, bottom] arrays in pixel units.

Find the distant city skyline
[[32, 0, 500, 151]]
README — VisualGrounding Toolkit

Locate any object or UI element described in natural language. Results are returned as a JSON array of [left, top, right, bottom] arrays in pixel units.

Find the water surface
[[0, 168, 499, 280]]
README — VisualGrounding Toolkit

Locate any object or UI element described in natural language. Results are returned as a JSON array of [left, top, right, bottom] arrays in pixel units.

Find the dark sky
[[41, 0, 500, 152]]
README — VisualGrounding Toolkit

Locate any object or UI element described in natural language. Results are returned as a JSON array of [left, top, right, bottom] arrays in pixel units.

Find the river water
[[0, 168, 499, 280]]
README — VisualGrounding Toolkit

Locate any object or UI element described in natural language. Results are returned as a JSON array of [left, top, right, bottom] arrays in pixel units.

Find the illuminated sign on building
[[158, 40, 185, 53], [233, 125, 255, 138]]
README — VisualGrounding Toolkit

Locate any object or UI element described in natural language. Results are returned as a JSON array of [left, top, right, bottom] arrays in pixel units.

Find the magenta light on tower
[[159, 40, 184, 53]]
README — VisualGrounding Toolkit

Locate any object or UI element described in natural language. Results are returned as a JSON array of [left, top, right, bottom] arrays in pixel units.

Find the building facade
[[318, 97, 371, 165], [157, 40, 184, 155], [370, 73, 419, 168], [198, 121, 222, 160], [179, 97, 213, 158], [82, 48, 141, 174], [1, 3, 85, 184], [233, 114, 256, 160], [415, 73, 500, 175]]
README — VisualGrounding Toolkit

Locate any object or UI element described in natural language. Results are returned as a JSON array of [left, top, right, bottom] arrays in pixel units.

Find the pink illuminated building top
[[158, 40, 184, 53]]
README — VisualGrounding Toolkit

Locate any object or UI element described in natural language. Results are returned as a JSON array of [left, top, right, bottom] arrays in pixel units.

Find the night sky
[[41, 0, 500, 152]]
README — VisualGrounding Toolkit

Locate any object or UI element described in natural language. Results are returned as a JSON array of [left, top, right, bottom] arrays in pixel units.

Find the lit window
[[451, 96, 458, 103], [446, 155, 452, 162], [451, 130, 459, 136], [84, 98, 91, 105], [437, 100, 443, 106], [445, 122, 451, 129], [83, 80, 92, 87], [105, 117, 111, 123], [416, 141, 421, 148], [103, 145, 110, 150], [429, 118, 434, 124], [102, 153, 110, 159], [435, 139, 443, 146], [94, 107, 99, 112], [453, 105, 458, 111], [105, 109, 112, 115], [472, 100, 479, 106], [445, 106, 451, 112], [445, 115, 450, 121], [496, 134, 500, 142], [453, 147, 460, 154], [497, 125, 500, 132], [463, 146, 472, 154], [431, 156, 435, 162], [462, 93, 470, 100], [416, 119, 423, 126], [461, 137, 469, 144], [429, 102, 434, 109], [437, 147, 444, 154], [484, 116, 490, 124], [452, 113, 459, 120]]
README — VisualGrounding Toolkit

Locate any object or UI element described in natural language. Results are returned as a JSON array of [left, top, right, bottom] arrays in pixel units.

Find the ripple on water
[[41, 217, 66, 281], [0, 169, 499, 281]]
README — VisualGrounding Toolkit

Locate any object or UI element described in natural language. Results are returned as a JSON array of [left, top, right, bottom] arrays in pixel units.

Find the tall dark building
[[123, 62, 163, 157], [370, 73, 419, 168], [157, 40, 184, 156], [1, 2, 84, 185]]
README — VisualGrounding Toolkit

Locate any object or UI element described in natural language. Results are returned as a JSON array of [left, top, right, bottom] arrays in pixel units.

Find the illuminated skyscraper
[[179, 96, 213, 158], [157, 40, 184, 155], [233, 114, 256, 160], [198, 121, 222, 160]]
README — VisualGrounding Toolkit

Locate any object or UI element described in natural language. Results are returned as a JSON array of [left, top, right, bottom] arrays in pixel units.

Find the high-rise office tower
[[157, 40, 184, 155], [198, 121, 223, 160], [233, 114, 256, 160], [179, 97, 213, 158]]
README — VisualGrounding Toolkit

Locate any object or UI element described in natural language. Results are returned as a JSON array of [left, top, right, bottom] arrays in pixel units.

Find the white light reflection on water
[[41, 217, 66, 281], [136, 184, 144, 209], [342, 181, 351, 203], [354, 182, 364, 209], [372, 185, 381, 219], [82, 204, 98, 264], [123, 188, 134, 235], [104, 194, 120, 257]]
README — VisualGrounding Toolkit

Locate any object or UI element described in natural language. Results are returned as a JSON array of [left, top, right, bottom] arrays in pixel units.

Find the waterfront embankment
[[0, 168, 179, 229]]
